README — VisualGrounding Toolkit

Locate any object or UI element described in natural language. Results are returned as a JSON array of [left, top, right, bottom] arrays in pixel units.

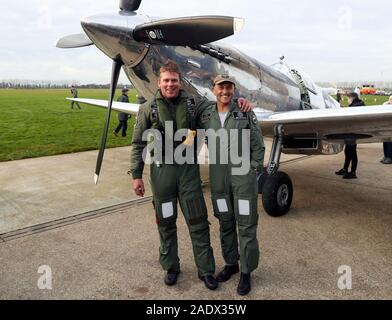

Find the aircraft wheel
[[262, 171, 293, 217]]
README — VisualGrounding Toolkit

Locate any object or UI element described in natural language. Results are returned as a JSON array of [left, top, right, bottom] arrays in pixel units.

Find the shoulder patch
[[233, 111, 248, 120]]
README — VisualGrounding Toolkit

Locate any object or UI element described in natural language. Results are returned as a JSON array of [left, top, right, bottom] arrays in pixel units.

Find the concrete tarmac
[[0, 143, 391, 299]]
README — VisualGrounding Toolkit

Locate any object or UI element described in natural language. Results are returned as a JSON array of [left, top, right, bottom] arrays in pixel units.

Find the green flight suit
[[130, 90, 215, 277], [198, 101, 265, 274]]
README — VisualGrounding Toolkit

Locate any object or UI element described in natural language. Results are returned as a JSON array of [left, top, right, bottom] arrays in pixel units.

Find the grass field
[[0, 89, 389, 162], [0, 89, 137, 162], [339, 95, 389, 107]]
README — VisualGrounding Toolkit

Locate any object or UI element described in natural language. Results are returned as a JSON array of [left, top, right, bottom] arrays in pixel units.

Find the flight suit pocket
[[185, 196, 208, 225], [154, 197, 178, 225], [211, 194, 234, 222], [234, 196, 259, 226]]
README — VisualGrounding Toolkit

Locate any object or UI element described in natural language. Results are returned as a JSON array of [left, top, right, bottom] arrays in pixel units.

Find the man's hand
[[133, 179, 145, 197], [238, 97, 253, 112]]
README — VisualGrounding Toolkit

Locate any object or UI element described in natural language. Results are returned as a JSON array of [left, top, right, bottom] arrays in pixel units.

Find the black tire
[[262, 171, 293, 217]]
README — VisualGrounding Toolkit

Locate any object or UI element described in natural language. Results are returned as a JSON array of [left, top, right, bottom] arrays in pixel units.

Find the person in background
[[381, 95, 392, 164], [113, 87, 131, 137], [336, 89, 342, 105], [335, 92, 365, 179], [354, 86, 361, 99], [70, 85, 81, 110]]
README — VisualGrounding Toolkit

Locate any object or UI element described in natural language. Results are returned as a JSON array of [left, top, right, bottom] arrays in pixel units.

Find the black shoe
[[113, 130, 118, 137], [343, 172, 357, 179], [216, 264, 240, 282], [237, 273, 251, 296], [381, 157, 392, 164], [164, 270, 180, 286], [198, 274, 218, 290], [335, 168, 347, 176]]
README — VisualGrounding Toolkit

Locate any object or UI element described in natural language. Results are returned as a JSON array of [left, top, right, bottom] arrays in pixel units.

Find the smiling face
[[213, 82, 235, 107], [158, 71, 181, 100]]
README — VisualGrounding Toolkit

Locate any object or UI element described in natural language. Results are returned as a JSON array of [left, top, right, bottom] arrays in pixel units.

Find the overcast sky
[[0, 0, 391, 84]]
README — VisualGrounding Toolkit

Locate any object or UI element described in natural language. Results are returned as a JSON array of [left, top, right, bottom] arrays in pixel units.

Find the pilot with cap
[[113, 87, 132, 137], [197, 74, 265, 295]]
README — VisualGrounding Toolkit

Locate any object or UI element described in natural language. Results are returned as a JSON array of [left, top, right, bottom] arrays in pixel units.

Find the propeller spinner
[[120, 0, 142, 11]]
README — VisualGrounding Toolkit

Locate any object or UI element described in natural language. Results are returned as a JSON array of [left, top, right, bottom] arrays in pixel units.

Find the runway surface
[[0, 143, 391, 299]]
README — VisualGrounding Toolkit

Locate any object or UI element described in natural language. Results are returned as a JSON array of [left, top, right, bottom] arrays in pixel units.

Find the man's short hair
[[347, 92, 358, 100], [159, 61, 181, 78]]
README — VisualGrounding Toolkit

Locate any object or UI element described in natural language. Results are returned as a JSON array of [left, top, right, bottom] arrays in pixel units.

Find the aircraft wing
[[69, 98, 392, 143], [256, 105, 392, 143], [66, 98, 140, 115]]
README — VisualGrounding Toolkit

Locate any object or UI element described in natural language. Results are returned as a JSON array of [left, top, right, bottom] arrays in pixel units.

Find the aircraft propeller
[[94, 59, 123, 184], [121, 0, 244, 46], [59, 0, 244, 183], [120, 0, 142, 12], [133, 16, 244, 46]]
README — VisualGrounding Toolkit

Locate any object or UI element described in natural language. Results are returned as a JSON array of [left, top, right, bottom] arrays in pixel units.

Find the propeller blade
[[133, 16, 244, 46], [120, 0, 142, 11], [94, 59, 123, 184], [55, 33, 93, 48]]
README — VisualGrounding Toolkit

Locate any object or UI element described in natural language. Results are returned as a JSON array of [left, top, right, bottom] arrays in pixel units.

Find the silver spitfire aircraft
[[57, 0, 392, 217]]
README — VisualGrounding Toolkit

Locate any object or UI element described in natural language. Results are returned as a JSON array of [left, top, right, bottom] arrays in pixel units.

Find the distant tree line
[[0, 80, 133, 89], [2, 79, 391, 91], [317, 81, 392, 91]]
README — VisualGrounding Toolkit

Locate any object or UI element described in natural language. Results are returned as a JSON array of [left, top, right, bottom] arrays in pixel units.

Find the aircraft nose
[[81, 12, 149, 66]]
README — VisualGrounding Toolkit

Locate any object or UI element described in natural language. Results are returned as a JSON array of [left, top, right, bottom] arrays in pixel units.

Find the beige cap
[[213, 74, 236, 87]]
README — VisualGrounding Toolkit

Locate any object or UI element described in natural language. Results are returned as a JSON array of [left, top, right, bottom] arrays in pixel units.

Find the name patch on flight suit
[[186, 97, 196, 117], [233, 111, 248, 120], [201, 112, 212, 123]]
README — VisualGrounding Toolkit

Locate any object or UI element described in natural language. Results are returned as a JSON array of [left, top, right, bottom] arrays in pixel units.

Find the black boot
[[343, 171, 357, 179], [381, 157, 392, 164], [216, 264, 240, 282], [164, 269, 180, 286], [237, 273, 251, 296], [198, 274, 218, 290], [335, 168, 347, 176]]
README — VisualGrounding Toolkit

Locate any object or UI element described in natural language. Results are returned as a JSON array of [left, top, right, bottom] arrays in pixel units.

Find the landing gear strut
[[258, 124, 293, 217]]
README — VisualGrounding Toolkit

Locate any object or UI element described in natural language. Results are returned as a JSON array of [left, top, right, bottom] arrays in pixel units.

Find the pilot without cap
[[130, 61, 252, 291], [70, 85, 81, 110], [335, 92, 365, 179], [113, 87, 131, 137], [197, 74, 265, 296]]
